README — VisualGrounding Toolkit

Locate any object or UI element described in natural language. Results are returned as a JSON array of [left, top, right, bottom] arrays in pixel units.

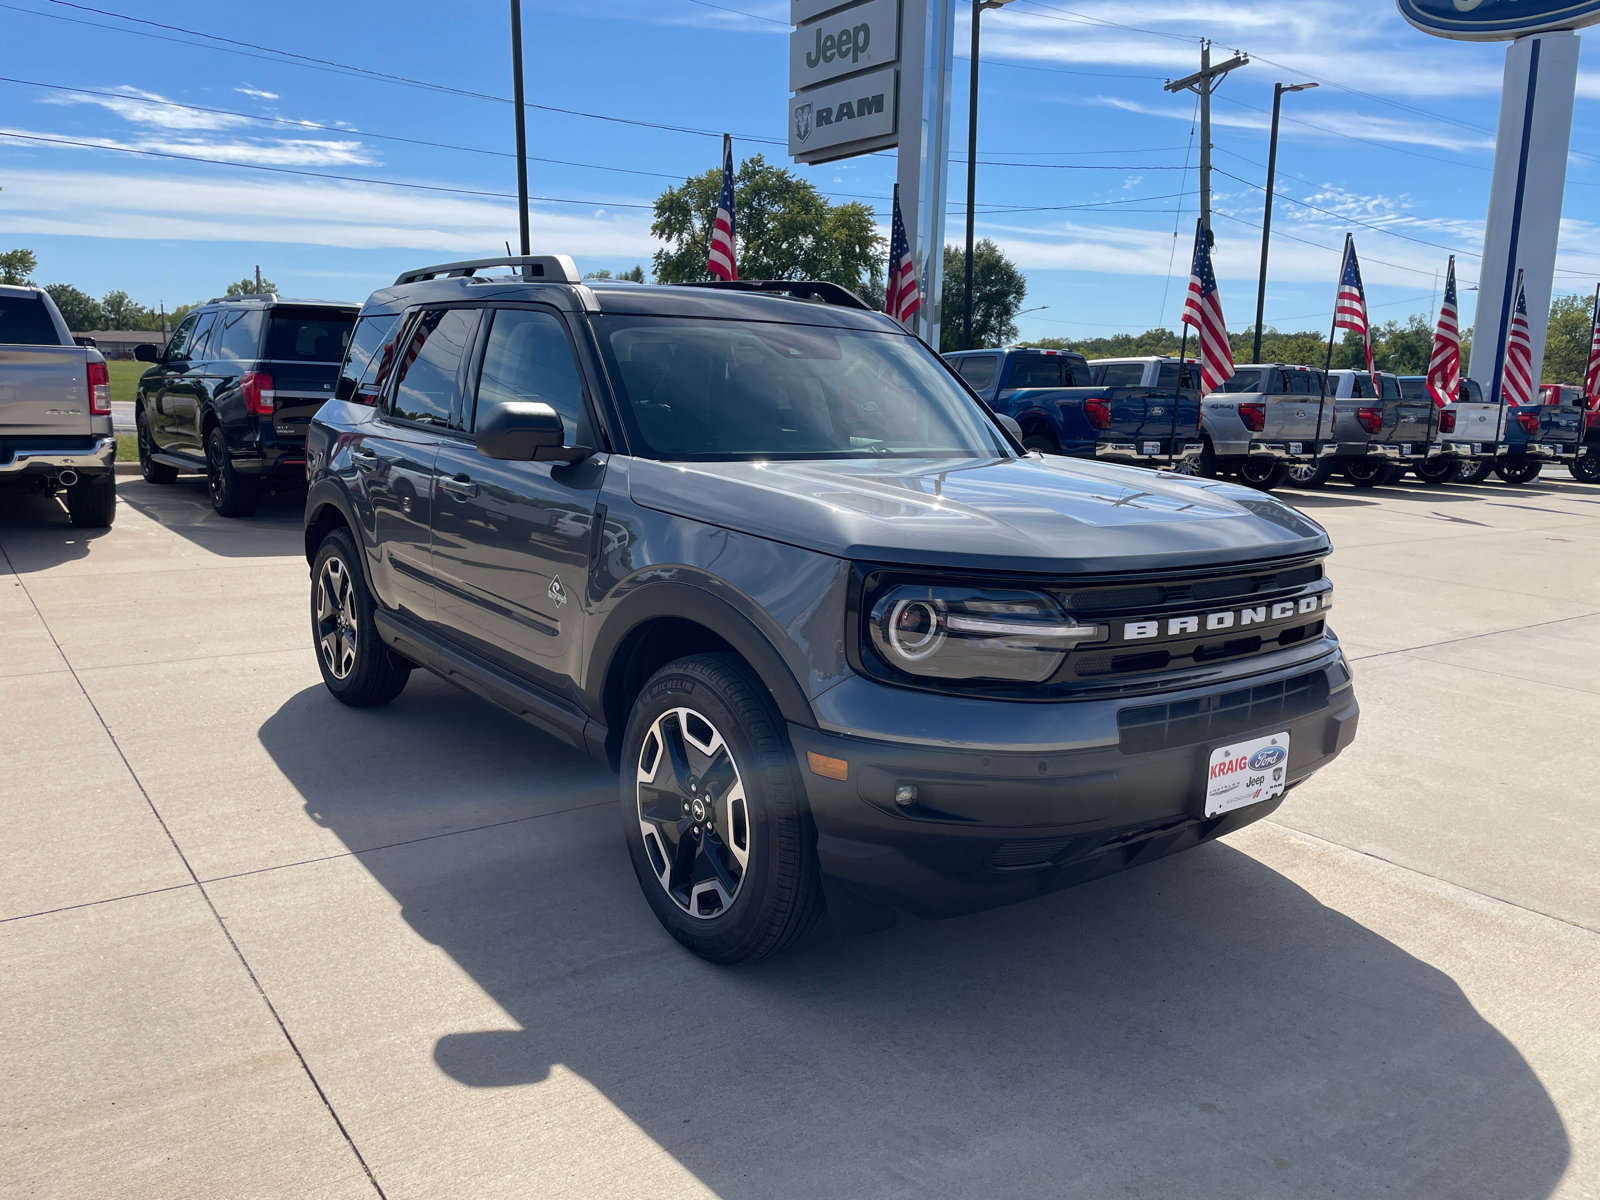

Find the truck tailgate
[[1537, 404, 1584, 446], [0, 345, 90, 435]]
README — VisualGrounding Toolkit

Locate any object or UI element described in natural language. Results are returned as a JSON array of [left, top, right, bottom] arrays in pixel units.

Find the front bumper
[[0, 436, 116, 479], [791, 646, 1358, 920]]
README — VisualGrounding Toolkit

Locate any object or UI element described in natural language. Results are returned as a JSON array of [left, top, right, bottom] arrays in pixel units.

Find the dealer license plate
[[1142, 441, 1161, 455], [1401, 443, 1412, 455], [1289, 442, 1302, 455], [1473, 442, 1483, 453], [1205, 732, 1290, 818]]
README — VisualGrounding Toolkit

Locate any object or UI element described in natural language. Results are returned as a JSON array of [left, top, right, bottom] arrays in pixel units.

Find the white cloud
[[42, 86, 250, 132], [236, 86, 280, 100], [2, 123, 376, 168], [0, 168, 656, 257], [1086, 96, 1495, 153]]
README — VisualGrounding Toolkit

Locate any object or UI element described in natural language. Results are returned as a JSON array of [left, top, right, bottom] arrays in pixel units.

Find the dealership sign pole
[[789, 0, 957, 347], [1399, 0, 1599, 407]]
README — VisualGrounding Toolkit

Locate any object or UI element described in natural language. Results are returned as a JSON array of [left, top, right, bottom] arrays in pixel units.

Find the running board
[[151, 451, 204, 472]]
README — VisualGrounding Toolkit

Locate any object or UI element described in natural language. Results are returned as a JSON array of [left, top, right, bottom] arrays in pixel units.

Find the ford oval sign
[[1248, 745, 1287, 771], [1398, 0, 1600, 40]]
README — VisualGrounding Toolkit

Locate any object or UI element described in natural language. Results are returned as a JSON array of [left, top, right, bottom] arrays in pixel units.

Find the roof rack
[[677, 279, 872, 311], [394, 255, 580, 286], [210, 293, 280, 304]]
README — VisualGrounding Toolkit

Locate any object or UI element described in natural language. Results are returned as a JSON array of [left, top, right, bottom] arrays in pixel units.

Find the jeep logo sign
[[1397, 0, 1600, 40], [787, 64, 896, 160], [789, 0, 897, 89]]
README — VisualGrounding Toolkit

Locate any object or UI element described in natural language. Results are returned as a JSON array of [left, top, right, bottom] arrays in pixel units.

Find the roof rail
[[209, 293, 279, 304], [677, 279, 872, 311], [394, 255, 581, 286]]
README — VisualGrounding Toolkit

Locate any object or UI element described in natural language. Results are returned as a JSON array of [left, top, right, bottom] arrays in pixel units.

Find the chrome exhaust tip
[[57, 469, 79, 487]]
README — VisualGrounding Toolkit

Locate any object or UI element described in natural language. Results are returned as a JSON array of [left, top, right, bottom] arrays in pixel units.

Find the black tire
[[1343, 458, 1395, 488], [1237, 457, 1290, 491], [137, 413, 177, 484], [1456, 458, 1495, 484], [310, 528, 412, 706], [65, 474, 116, 528], [1285, 459, 1334, 489], [1021, 433, 1061, 456], [206, 425, 260, 518], [1173, 439, 1218, 478], [622, 652, 825, 965], [1569, 448, 1600, 483], [1414, 456, 1457, 487], [1495, 458, 1542, 485]]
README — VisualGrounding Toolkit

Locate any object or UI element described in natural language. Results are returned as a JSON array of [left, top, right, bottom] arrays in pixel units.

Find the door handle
[[441, 475, 478, 498]]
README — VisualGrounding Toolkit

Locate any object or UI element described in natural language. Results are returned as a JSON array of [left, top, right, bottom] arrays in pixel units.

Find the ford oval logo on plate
[[1248, 745, 1287, 771], [1398, 0, 1600, 40]]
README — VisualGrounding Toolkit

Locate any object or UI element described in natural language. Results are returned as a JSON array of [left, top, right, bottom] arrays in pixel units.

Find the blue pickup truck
[[944, 349, 1202, 471]]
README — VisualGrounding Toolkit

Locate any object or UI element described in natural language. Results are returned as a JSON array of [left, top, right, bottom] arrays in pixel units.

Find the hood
[[627, 455, 1328, 575]]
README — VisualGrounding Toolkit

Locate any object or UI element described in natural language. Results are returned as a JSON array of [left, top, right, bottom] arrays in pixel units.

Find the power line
[[682, 0, 786, 24]]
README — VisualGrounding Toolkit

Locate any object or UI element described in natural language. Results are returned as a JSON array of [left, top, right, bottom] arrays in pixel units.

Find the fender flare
[[303, 478, 365, 564], [585, 580, 816, 734]]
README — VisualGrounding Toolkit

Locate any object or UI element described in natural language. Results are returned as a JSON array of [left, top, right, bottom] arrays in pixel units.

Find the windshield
[[594, 316, 1012, 461]]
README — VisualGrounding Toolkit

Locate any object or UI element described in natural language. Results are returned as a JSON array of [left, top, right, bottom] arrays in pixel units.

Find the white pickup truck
[[0, 284, 117, 526]]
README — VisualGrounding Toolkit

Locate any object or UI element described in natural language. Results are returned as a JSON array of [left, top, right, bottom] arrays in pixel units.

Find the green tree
[[100, 290, 154, 330], [1542, 292, 1592, 384], [225, 274, 278, 296], [0, 248, 38, 285], [585, 266, 647, 282], [940, 240, 1027, 353], [651, 154, 883, 299], [44, 284, 105, 331]]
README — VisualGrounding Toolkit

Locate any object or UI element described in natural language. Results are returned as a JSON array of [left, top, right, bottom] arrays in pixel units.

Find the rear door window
[[954, 355, 998, 390], [0, 294, 61, 345], [1006, 357, 1062, 389], [186, 311, 220, 361], [213, 308, 264, 362], [267, 306, 357, 363], [388, 308, 477, 426], [339, 313, 402, 405]]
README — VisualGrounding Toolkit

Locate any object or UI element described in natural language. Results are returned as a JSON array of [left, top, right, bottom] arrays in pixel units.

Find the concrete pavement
[[2, 469, 1597, 1198]]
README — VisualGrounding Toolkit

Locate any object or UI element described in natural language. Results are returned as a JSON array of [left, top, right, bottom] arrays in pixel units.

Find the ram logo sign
[[787, 64, 897, 162], [1397, 0, 1600, 40]]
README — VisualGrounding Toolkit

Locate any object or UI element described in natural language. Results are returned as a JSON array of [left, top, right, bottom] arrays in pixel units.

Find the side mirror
[[334, 375, 354, 401], [134, 343, 160, 363], [475, 401, 592, 463], [995, 413, 1023, 441]]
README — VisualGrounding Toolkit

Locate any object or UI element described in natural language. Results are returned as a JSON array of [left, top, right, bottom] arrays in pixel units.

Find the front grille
[[1116, 668, 1329, 754], [1060, 561, 1322, 613], [1071, 619, 1325, 679]]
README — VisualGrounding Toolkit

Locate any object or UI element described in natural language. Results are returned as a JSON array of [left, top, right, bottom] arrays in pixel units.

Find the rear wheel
[[622, 653, 824, 964], [1021, 433, 1061, 456], [310, 528, 412, 706], [1237, 457, 1290, 491], [1455, 458, 1495, 484], [1414, 456, 1457, 487], [1495, 457, 1542, 485], [65, 474, 116, 528], [1285, 459, 1334, 489], [206, 425, 260, 518], [1173, 440, 1218, 478], [1343, 458, 1398, 488], [137, 413, 177, 484], [1570, 448, 1600, 483]]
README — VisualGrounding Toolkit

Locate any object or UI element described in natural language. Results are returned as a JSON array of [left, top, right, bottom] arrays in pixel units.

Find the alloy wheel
[[207, 434, 227, 506], [636, 708, 751, 920], [315, 556, 359, 680]]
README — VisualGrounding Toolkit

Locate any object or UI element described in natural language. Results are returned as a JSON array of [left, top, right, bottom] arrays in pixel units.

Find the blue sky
[[5, 0, 1600, 343]]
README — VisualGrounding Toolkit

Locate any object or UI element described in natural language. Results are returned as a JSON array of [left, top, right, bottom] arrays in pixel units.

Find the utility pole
[[510, 0, 531, 256], [254, 265, 262, 295], [964, 0, 1016, 351], [1251, 81, 1316, 363], [1163, 41, 1247, 248]]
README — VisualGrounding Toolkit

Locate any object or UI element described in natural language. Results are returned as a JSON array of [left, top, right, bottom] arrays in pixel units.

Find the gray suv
[[304, 256, 1360, 963]]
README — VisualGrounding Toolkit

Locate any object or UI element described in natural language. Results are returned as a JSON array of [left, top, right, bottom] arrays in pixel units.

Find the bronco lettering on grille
[[1123, 592, 1331, 642]]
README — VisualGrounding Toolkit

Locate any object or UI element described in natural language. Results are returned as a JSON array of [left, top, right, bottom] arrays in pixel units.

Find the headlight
[[866, 585, 1108, 683]]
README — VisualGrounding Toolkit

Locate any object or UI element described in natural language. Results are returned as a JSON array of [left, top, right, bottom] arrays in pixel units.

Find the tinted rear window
[[1218, 369, 1263, 393], [0, 295, 62, 345], [1095, 362, 1146, 387], [267, 306, 357, 362], [1398, 376, 1428, 401], [213, 308, 264, 361], [1461, 378, 1484, 404], [1006, 356, 1062, 389], [953, 355, 998, 390]]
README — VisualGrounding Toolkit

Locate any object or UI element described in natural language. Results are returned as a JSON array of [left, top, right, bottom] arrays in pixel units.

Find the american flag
[[1585, 283, 1600, 398], [885, 184, 922, 327], [706, 134, 737, 282], [1424, 255, 1460, 408], [1334, 234, 1374, 381], [1180, 219, 1234, 392], [1501, 268, 1535, 408]]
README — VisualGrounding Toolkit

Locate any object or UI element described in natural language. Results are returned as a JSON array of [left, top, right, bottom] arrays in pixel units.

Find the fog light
[[894, 784, 917, 807]]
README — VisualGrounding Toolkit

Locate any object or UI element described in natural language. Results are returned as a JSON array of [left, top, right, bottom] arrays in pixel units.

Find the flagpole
[[1588, 281, 1600, 397], [1318, 233, 1349, 453], [888, 184, 899, 321]]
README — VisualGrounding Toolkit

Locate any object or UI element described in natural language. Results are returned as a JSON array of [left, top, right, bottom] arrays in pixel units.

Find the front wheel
[[1456, 458, 1495, 484], [1569, 448, 1600, 483], [206, 426, 260, 518], [622, 653, 824, 964], [1495, 458, 1542, 485], [1236, 457, 1290, 491], [1285, 459, 1334, 489], [310, 528, 412, 706], [1414, 457, 1457, 487], [137, 414, 177, 485]]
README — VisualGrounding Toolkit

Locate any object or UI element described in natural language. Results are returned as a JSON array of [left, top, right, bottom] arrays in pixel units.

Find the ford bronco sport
[[303, 256, 1360, 964]]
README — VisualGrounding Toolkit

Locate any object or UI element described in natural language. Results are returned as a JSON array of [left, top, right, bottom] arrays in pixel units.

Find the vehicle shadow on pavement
[[0, 488, 114, 569], [261, 683, 1569, 1199], [115, 475, 305, 557]]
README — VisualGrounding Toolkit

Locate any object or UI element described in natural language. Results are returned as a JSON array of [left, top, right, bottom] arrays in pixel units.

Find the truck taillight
[[1356, 406, 1382, 434], [1238, 402, 1265, 432], [1438, 410, 1456, 434], [241, 372, 275, 415], [1516, 408, 1539, 435], [87, 360, 110, 415], [1085, 399, 1111, 430]]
